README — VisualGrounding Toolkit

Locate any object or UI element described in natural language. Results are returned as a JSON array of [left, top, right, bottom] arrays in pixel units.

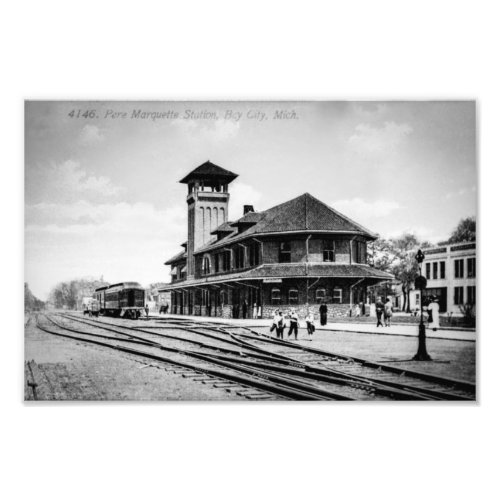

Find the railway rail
[[35, 313, 475, 401]]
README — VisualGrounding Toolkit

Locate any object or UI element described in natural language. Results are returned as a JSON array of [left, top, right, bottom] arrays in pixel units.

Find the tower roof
[[179, 161, 238, 184]]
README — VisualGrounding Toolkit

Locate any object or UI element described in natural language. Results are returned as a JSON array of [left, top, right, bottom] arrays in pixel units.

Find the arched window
[[316, 288, 326, 303], [271, 288, 281, 305], [288, 288, 298, 304], [202, 256, 211, 275]]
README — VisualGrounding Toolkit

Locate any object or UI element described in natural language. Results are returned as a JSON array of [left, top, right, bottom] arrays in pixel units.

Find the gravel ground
[[25, 313, 476, 401], [24, 316, 247, 401], [252, 326, 476, 382]]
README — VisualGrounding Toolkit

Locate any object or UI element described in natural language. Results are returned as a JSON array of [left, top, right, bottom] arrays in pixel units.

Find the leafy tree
[[49, 277, 109, 310], [25, 283, 45, 311], [369, 233, 430, 312], [446, 217, 476, 244]]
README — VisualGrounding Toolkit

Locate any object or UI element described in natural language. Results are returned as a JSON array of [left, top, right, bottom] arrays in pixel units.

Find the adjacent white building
[[407, 242, 476, 315]]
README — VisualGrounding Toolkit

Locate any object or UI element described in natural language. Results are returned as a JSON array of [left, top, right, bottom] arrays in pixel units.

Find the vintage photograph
[[24, 101, 477, 401]]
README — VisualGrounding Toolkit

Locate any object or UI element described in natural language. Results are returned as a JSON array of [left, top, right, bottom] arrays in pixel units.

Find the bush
[[459, 303, 476, 327]]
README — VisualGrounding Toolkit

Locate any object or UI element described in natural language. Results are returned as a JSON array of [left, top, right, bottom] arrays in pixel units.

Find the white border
[[4, 2, 499, 499]]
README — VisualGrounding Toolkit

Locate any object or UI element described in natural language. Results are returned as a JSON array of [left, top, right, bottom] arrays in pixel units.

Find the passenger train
[[94, 282, 146, 319]]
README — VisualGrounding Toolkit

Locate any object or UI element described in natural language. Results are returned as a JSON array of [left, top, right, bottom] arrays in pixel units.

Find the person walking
[[270, 309, 279, 334], [319, 300, 328, 326], [276, 310, 285, 339], [375, 297, 384, 327], [305, 310, 315, 340], [287, 308, 299, 340], [383, 298, 393, 327], [427, 295, 440, 331]]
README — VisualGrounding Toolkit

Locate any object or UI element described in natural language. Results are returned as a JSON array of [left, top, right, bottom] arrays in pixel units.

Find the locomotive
[[94, 282, 146, 319]]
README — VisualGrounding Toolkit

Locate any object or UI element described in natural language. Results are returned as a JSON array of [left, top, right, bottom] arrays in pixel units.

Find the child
[[305, 310, 315, 340]]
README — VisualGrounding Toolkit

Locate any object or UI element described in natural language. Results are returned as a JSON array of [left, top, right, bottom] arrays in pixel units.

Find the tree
[[25, 283, 45, 311], [446, 217, 476, 244], [49, 277, 109, 310], [369, 233, 430, 312]]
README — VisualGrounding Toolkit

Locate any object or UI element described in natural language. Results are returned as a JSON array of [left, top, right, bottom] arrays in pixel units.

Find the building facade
[[405, 242, 476, 314], [161, 161, 393, 320]]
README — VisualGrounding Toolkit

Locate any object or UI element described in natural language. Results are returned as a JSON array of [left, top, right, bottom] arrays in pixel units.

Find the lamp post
[[413, 249, 432, 361]]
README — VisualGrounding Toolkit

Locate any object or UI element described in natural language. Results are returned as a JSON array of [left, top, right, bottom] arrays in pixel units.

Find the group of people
[[270, 309, 316, 341], [375, 297, 393, 327]]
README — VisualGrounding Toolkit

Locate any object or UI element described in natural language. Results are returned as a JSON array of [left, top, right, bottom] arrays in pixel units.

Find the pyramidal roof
[[179, 161, 238, 184]]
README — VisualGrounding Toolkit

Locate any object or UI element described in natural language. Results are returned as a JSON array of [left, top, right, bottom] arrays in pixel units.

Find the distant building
[[160, 161, 393, 320], [405, 242, 476, 314]]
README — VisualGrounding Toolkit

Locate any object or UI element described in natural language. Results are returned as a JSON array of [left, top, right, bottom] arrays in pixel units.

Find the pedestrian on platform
[[354, 303, 361, 318], [288, 308, 299, 340], [384, 298, 393, 327], [276, 310, 285, 339], [427, 295, 440, 331], [305, 310, 315, 340], [375, 297, 384, 327], [319, 300, 328, 326], [270, 309, 279, 333], [145, 303, 149, 318]]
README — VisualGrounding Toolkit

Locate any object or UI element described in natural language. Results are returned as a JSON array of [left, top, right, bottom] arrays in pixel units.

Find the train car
[[94, 282, 145, 319]]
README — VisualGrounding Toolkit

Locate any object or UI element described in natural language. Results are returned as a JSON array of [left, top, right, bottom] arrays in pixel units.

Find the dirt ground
[[252, 326, 476, 382], [24, 316, 245, 401], [24, 314, 476, 401]]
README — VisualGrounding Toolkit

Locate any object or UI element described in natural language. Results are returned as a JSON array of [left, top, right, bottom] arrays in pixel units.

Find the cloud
[[333, 197, 401, 219], [25, 200, 187, 299], [348, 121, 413, 155], [26, 160, 125, 202], [79, 124, 105, 144], [445, 185, 477, 199]]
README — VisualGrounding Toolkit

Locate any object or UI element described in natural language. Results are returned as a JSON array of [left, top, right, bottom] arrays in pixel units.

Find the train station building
[[160, 161, 393, 320]]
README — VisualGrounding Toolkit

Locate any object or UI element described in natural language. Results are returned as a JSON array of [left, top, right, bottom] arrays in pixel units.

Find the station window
[[454, 259, 464, 279], [221, 251, 231, 272], [233, 246, 245, 269], [440, 261, 446, 279], [278, 241, 292, 263], [454, 286, 464, 305], [333, 288, 342, 304], [316, 288, 326, 303], [220, 290, 227, 306], [288, 288, 298, 304], [214, 254, 220, 273], [425, 263, 431, 279], [202, 256, 211, 275], [467, 286, 476, 305], [467, 258, 476, 278], [271, 288, 281, 305], [249, 241, 261, 267], [323, 240, 335, 262], [415, 292, 420, 306], [432, 262, 438, 280]]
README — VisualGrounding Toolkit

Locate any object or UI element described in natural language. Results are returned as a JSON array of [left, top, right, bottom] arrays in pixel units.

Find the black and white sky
[[25, 101, 476, 299]]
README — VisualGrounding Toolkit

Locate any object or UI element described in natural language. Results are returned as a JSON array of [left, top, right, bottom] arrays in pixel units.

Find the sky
[[25, 101, 477, 300]]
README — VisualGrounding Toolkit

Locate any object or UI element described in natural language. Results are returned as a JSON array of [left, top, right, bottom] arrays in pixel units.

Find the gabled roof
[[164, 249, 187, 265], [195, 192, 377, 254], [210, 221, 234, 235], [179, 161, 238, 184]]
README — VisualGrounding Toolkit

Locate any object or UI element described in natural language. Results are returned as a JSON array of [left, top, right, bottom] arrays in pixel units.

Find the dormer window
[[202, 256, 211, 275], [279, 241, 291, 263]]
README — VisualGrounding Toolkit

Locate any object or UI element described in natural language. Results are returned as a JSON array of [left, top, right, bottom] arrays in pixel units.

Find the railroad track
[[38, 313, 475, 401], [36, 313, 358, 401]]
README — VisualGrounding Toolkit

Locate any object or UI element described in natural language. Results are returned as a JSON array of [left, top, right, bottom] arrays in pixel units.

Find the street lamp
[[413, 249, 432, 361]]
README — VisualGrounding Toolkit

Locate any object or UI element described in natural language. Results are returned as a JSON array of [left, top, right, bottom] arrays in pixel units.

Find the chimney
[[243, 205, 254, 215]]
